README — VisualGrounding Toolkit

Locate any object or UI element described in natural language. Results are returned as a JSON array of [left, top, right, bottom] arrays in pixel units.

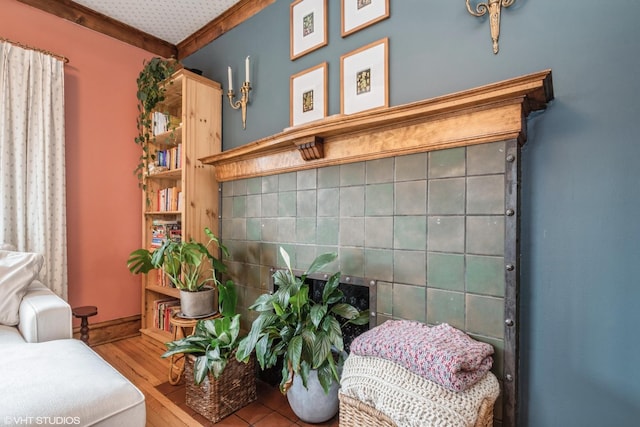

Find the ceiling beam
[[176, 0, 276, 60], [17, 0, 177, 58]]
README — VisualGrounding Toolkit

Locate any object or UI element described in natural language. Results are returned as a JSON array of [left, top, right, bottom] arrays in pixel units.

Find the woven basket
[[184, 352, 257, 423], [339, 392, 495, 427]]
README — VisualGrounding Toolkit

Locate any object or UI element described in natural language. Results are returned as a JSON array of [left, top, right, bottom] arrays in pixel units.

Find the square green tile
[[340, 217, 364, 247], [467, 175, 504, 215], [277, 218, 296, 243], [246, 194, 261, 218], [295, 245, 318, 270], [317, 217, 339, 245], [232, 195, 246, 218], [233, 179, 247, 196], [366, 158, 394, 184], [261, 193, 278, 217], [297, 169, 317, 190], [393, 250, 426, 286], [396, 153, 427, 181], [395, 181, 427, 215], [260, 218, 277, 242], [392, 284, 426, 322], [376, 281, 393, 315], [279, 172, 297, 191], [427, 289, 465, 330], [364, 249, 393, 282], [466, 294, 504, 338], [429, 147, 466, 178], [365, 183, 394, 216], [427, 216, 465, 253], [428, 178, 465, 215], [246, 241, 261, 264], [340, 162, 365, 186], [260, 242, 278, 267], [222, 181, 233, 197], [221, 196, 233, 219], [466, 255, 505, 297], [296, 217, 316, 244], [427, 252, 464, 291], [220, 218, 233, 239], [231, 218, 246, 240], [394, 216, 427, 250], [466, 216, 504, 256], [278, 191, 296, 217], [227, 240, 247, 263], [246, 177, 262, 195], [246, 218, 262, 241], [246, 263, 261, 288], [297, 190, 317, 217], [262, 175, 278, 193], [317, 188, 339, 217], [365, 217, 393, 249], [467, 141, 506, 175], [315, 246, 339, 273], [318, 165, 340, 188], [339, 247, 364, 277], [340, 186, 365, 217]]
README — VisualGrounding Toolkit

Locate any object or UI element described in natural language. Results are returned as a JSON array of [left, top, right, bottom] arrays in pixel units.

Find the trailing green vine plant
[[134, 57, 177, 193]]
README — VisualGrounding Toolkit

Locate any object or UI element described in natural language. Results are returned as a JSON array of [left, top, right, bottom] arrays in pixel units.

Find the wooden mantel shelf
[[201, 69, 553, 182]]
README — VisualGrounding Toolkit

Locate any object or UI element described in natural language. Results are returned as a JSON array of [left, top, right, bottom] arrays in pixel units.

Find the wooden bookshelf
[[139, 69, 222, 344]]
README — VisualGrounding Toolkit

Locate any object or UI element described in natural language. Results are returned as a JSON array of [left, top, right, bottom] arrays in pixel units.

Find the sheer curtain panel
[[0, 41, 67, 299]]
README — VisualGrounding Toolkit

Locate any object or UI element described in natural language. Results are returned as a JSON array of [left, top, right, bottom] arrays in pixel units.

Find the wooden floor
[[94, 336, 339, 427]]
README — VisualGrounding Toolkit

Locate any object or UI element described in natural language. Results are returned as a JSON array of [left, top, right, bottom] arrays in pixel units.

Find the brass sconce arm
[[466, 0, 516, 54], [227, 82, 252, 130]]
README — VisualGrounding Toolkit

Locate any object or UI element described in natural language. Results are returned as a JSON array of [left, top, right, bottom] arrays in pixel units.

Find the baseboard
[[73, 314, 141, 346]]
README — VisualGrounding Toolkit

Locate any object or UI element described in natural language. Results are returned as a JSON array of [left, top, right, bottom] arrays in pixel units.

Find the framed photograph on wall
[[341, 0, 390, 37], [340, 38, 388, 115], [290, 0, 328, 60], [290, 62, 328, 127]]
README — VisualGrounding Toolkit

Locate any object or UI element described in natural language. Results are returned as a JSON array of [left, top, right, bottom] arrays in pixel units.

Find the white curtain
[[0, 41, 67, 299]]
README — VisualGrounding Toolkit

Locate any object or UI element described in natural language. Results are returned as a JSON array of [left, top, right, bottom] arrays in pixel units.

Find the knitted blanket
[[350, 320, 493, 392], [340, 354, 500, 427]]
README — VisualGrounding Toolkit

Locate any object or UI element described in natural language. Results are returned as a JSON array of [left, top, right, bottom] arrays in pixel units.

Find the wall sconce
[[466, 0, 515, 54], [227, 56, 252, 129]]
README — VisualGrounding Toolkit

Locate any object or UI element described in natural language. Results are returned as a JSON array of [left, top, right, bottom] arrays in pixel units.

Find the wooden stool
[[168, 311, 220, 385], [72, 306, 98, 345]]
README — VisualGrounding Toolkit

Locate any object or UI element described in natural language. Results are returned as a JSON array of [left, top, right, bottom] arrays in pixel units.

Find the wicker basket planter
[[184, 353, 257, 423]]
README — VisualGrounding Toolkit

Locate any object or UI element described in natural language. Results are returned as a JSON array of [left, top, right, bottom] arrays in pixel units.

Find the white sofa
[[0, 280, 146, 426]]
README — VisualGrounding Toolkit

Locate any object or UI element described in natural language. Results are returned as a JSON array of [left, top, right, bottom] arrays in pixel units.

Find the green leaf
[[331, 303, 359, 320], [310, 304, 327, 329], [348, 309, 371, 326], [287, 335, 303, 372], [193, 355, 209, 385], [305, 252, 337, 275], [312, 333, 332, 369], [321, 272, 341, 303], [317, 362, 336, 394]]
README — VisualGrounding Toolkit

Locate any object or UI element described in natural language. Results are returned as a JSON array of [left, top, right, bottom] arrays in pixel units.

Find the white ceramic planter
[[287, 369, 339, 423]]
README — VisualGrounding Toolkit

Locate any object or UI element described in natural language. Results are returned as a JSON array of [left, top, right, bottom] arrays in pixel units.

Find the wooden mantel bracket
[[295, 136, 324, 161], [200, 69, 553, 182]]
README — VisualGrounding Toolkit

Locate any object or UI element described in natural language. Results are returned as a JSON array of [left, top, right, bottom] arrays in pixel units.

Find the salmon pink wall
[[1, 0, 154, 325]]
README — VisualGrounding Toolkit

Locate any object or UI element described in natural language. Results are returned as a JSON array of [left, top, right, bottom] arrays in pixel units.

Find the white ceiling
[[72, 0, 242, 44]]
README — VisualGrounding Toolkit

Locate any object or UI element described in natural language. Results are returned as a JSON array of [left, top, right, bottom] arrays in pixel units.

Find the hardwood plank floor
[[94, 336, 339, 427]]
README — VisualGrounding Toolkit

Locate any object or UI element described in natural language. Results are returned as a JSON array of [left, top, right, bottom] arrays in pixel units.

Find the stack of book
[[153, 298, 180, 332], [156, 187, 183, 212]]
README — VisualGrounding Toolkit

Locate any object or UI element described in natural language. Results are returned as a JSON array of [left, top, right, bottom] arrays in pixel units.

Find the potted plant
[[134, 56, 178, 191], [236, 247, 369, 423], [126, 227, 233, 318], [161, 311, 257, 423]]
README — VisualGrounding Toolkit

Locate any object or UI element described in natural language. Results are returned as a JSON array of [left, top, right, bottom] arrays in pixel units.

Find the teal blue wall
[[184, 1, 640, 425]]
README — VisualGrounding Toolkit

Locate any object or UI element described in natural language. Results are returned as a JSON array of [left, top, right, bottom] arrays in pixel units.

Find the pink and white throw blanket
[[349, 320, 494, 392]]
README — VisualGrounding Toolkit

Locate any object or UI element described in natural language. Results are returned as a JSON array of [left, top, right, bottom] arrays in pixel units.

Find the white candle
[[228, 66, 233, 91], [245, 56, 250, 84]]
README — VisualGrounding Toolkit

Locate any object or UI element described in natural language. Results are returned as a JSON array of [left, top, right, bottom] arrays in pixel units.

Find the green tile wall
[[220, 141, 508, 380]]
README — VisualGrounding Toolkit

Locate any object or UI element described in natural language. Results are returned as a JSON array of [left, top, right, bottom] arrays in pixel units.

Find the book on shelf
[[156, 186, 181, 211], [155, 144, 181, 170], [150, 219, 182, 249], [153, 298, 180, 333]]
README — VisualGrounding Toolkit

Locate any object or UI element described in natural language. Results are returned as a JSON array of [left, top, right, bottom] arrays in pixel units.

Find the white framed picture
[[290, 62, 328, 127], [341, 0, 390, 37], [290, 0, 328, 60], [340, 38, 389, 115]]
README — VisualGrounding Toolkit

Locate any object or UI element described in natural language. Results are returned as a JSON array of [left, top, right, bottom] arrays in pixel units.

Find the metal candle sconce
[[466, 0, 515, 54], [227, 56, 252, 129]]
